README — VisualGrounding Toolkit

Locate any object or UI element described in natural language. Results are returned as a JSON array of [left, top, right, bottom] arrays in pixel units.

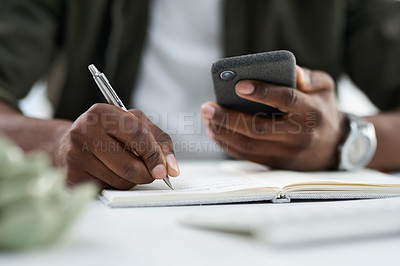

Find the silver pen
[[88, 64, 174, 190]]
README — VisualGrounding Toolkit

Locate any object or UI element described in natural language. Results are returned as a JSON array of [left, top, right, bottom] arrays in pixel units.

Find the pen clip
[[89, 64, 127, 111], [99, 75, 127, 111]]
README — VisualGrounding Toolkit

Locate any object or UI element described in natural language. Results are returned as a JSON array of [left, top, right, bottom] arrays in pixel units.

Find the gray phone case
[[211, 50, 296, 116]]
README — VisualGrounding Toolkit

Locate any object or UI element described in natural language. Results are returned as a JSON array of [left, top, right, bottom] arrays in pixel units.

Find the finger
[[234, 80, 311, 113], [87, 178, 113, 190], [201, 102, 303, 141], [209, 132, 287, 169], [66, 157, 136, 190], [296, 66, 335, 93], [65, 168, 110, 190], [88, 104, 167, 180], [89, 136, 154, 184], [206, 124, 294, 157], [87, 155, 139, 189], [129, 110, 180, 177], [72, 170, 113, 190]]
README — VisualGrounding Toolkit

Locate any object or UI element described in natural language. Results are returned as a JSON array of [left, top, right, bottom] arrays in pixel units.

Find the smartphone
[[211, 50, 296, 116]]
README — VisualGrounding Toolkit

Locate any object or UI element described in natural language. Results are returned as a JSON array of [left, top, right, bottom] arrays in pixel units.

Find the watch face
[[340, 114, 377, 170], [348, 134, 371, 165]]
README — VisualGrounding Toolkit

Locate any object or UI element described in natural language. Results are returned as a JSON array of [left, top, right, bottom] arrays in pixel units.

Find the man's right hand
[[55, 104, 179, 189]]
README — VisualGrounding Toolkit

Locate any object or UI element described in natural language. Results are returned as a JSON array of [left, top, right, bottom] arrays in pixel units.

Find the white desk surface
[[1, 198, 400, 266]]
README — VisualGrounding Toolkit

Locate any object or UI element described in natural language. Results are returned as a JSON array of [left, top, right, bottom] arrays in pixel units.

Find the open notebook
[[100, 161, 400, 207]]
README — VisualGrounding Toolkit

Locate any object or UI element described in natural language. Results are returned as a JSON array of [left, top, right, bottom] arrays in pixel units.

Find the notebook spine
[[272, 191, 291, 203]]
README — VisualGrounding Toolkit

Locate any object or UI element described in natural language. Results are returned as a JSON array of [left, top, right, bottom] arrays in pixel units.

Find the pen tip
[[88, 64, 99, 75], [163, 177, 174, 190]]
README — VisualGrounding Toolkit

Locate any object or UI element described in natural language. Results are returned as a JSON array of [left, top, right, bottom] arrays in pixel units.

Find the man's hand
[[55, 104, 179, 189], [201, 66, 347, 171]]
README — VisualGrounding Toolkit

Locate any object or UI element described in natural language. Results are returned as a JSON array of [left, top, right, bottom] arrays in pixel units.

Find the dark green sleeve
[[0, 0, 62, 108], [346, 0, 400, 111]]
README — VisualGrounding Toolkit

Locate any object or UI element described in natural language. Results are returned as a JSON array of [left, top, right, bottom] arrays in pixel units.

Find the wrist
[[325, 111, 349, 170], [0, 107, 72, 165]]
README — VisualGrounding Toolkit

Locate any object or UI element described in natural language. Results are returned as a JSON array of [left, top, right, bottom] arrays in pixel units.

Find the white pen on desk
[[88, 64, 174, 190]]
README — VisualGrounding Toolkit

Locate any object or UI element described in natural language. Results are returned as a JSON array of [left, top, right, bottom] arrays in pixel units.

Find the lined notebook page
[[102, 161, 275, 201], [244, 169, 400, 191]]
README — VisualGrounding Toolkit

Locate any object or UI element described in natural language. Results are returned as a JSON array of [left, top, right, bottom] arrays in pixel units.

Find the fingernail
[[152, 164, 167, 179], [201, 104, 215, 120], [236, 82, 254, 95], [166, 154, 180, 176], [297, 66, 310, 87]]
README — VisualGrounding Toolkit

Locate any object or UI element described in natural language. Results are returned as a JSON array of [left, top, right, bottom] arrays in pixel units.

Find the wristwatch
[[338, 113, 377, 171]]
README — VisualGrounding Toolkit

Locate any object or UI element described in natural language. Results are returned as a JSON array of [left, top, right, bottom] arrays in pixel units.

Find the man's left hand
[[201, 66, 347, 171]]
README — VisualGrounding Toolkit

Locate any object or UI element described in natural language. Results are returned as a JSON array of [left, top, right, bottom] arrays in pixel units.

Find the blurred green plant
[[0, 136, 97, 250]]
